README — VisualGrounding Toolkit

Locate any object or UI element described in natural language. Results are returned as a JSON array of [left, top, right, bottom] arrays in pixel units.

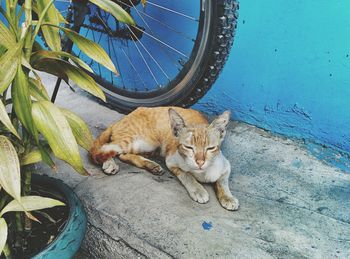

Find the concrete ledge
[[38, 75, 350, 258]]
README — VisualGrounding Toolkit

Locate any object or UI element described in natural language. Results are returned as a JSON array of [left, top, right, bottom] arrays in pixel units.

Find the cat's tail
[[89, 126, 115, 164]]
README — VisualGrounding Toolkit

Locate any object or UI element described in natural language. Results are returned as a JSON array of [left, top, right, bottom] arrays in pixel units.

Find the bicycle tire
[[67, 0, 239, 113]]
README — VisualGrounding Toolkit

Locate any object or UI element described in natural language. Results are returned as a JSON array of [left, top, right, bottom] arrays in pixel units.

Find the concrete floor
[[38, 75, 350, 259]]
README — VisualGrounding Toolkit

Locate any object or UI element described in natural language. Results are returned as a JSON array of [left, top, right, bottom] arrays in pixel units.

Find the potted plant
[[0, 0, 134, 257]]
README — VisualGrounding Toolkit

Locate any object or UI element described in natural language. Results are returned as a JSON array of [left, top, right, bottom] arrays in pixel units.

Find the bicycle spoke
[[60, 0, 204, 96], [121, 48, 148, 90], [107, 36, 113, 85], [126, 22, 170, 81], [128, 0, 183, 71], [131, 25, 189, 59], [110, 37, 126, 88], [115, 0, 195, 42], [146, 1, 199, 22], [138, 10, 195, 42], [126, 25, 160, 87]]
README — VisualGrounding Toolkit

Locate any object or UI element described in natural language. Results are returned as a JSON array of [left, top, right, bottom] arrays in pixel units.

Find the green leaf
[[60, 108, 93, 150], [0, 20, 16, 49], [59, 27, 118, 75], [0, 196, 65, 217], [0, 43, 21, 94], [29, 77, 50, 101], [31, 58, 69, 84], [0, 136, 21, 201], [32, 101, 88, 175], [36, 0, 61, 51], [20, 149, 42, 166], [31, 50, 94, 73], [12, 64, 38, 142], [89, 0, 135, 25], [32, 58, 105, 101], [0, 100, 20, 138], [38, 143, 56, 170], [0, 218, 7, 255], [32, 1, 66, 24]]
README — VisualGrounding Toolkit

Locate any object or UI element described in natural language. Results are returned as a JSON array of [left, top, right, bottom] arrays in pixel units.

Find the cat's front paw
[[102, 159, 119, 175], [219, 196, 239, 211], [145, 161, 164, 175], [189, 187, 209, 204]]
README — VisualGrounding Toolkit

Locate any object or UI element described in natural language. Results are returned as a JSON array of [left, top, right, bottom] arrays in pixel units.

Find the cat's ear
[[210, 110, 231, 138], [168, 108, 186, 137]]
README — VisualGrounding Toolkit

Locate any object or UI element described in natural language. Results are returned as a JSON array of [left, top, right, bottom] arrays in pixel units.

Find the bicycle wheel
[[59, 0, 239, 113]]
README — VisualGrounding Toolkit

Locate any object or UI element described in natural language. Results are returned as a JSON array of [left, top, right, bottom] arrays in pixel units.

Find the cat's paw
[[219, 196, 239, 211], [102, 159, 119, 175], [189, 187, 209, 204], [145, 162, 164, 175]]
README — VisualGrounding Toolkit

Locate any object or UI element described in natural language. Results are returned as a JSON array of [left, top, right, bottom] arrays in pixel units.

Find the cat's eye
[[207, 146, 216, 151], [183, 145, 194, 150]]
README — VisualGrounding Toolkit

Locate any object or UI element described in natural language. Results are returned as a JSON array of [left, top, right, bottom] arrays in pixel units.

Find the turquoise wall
[[195, 0, 350, 155]]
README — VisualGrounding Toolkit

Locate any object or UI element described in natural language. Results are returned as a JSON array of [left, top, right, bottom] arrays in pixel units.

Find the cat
[[89, 107, 239, 211]]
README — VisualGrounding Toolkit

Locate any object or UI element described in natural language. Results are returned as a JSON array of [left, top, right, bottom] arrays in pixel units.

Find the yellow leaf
[[89, 0, 135, 25], [32, 101, 89, 175], [60, 108, 94, 150], [0, 100, 20, 138], [36, 0, 61, 51], [0, 43, 21, 94], [0, 218, 7, 255], [0, 196, 65, 217], [0, 136, 21, 201], [12, 64, 38, 141]]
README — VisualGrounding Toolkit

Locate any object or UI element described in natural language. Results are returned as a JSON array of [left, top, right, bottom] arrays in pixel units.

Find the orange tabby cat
[[90, 107, 239, 211]]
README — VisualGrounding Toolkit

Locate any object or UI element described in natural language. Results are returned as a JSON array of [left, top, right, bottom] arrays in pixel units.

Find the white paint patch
[[101, 144, 123, 154], [132, 138, 157, 153]]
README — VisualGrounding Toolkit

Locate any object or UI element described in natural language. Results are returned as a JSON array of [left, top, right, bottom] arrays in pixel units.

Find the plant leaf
[[32, 58, 69, 84], [20, 149, 42, 166], [89, 0, 135, 25], [0, 196, 65, 217], [29, 77, 50, 101], [0, 43, 21, 94], [0, 19, 16, 49], [31, 50, 94, 73], [60, 108, 93, 150], [0, 136, 21, 201], [0, 100, 20, 138], [38, 143, 57, 170], [32, 58, 105, 101], [32, 1, 66, 24], [12, 64, 38, 142], [59, 27, 118, 75], [32, 101, 88, 175], [0, 218, 7, 255], [36, 0, 61, 51]]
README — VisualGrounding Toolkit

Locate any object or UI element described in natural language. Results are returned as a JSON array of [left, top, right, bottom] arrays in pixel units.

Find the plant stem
[[23, 166, 33, 231], [23, 0, 32, 60], [3, 243, 12, 259], [23, 165, 32, 195], [15, 212, 23, 232]]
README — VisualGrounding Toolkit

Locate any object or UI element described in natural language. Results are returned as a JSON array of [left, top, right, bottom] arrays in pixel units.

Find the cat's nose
[[196, 159, 205, 168]]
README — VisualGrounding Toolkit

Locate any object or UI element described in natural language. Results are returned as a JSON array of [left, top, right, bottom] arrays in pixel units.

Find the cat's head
[[169, 108, 230, 171]]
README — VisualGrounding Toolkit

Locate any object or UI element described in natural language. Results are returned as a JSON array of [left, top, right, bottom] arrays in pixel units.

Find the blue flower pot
[[31, 175, 87, 259]]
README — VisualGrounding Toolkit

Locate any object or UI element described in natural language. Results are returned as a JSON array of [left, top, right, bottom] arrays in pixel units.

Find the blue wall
[[195, 0, 350, 155]]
